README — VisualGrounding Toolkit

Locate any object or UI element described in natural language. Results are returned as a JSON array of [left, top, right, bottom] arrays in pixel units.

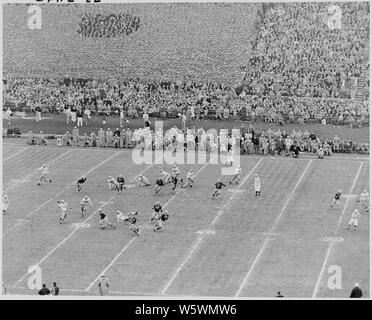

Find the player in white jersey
[[116, 210, 138, 223], [172, 165, 181, 179], [224, 154, 234, 167], [358, 190, 369, 212], [254, 173, 261, 196], [229, 166, 241, 185], [137, 175, 150, 186], [37, 164, 52, 185], [107, 176, 118, 191], [2, 194, 9, 214], [80, 195, 93, 217], [181, 169, 194, 188], [57, 200, 71, 224], [160, 169, 171, 184], [347, 209, 361, 230]]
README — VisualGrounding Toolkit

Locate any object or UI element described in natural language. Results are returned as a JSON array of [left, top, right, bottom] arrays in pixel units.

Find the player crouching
[[181, 169, 194, 188], [150, 201, 163, 222], [137, 175, 150, 186], [98, 209, 115, 229], [154, 210, 169, 232], [107, 176, 119, 191]]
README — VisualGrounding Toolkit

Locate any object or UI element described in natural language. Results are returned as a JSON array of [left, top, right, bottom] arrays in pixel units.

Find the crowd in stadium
[[77, 13, 141, 38], [242, 2, 369, 99], [3, 76, 369, 126]]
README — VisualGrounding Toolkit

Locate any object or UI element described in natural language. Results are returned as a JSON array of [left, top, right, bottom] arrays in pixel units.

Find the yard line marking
[[161, 158, 264, 295], [3, 151, 120, 237], [4, 149, 73, 192], [12, 196, 115, 288], [311, 161, 363, 298], [85, 237, 137, 292], [85, 154, 218, 292], [13, 158, 160, 289], [3, 147, 27, 161], [235, 159, 313, 297]]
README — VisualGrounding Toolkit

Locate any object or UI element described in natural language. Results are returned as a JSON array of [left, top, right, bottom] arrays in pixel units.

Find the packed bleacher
[[3, 75, 369, 126], [242, 2, 369, 99], [2, 2, 370, 156]]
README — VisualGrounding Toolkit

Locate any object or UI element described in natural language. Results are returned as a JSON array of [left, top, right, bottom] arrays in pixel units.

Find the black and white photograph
[[1, 0, 370, 300]]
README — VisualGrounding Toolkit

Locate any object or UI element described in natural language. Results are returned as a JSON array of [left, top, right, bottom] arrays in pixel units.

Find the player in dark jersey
[[98, 209, 115, 229], [171, 175, 178, 191], [77, 176, 87, 192], [330, 190, 342, 208], [129, 216, 140, 236], [212, 179, 226, 199], [116, 175, 125, 192], [154, 210, 169, 232], [150, 201, 163, 222], [155, 177, 164, 194]]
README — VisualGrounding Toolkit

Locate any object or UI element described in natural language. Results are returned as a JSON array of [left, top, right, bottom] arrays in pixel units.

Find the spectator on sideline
[[51, 282, 60, 296], [38, 284, 51, 295], [350, 283, 363, 298]]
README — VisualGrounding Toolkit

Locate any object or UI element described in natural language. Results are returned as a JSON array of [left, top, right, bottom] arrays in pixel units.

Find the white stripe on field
[[3, 151, 120, 237], [13, 157, 160, 289], [4, 149, 73, 192], [3, 147, 27, 161], [311, 161, 363, 298], [161, 158, 264, 295], [234, 159, 313, 297], [85, 154, 218, 292]]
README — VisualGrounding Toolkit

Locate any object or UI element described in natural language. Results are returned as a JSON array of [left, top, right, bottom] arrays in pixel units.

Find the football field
[[2, 141, 369, 298]]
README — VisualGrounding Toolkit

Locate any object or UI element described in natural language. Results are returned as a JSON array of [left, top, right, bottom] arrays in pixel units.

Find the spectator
[[51, 282, 60, 296], [38, 284, 50, 295], [350, 283, 363, 298]]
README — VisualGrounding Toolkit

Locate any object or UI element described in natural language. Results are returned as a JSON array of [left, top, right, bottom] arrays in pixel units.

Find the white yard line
[[235, 159, 313, 297], [311, 161, 363, 298], [4, 149, 73, 192], [3, 151, 120, 237], [12, 158, 160, 289], [85, 154, 218, 292], [3, 147, 27, 161], [160, 158, 264, 295]]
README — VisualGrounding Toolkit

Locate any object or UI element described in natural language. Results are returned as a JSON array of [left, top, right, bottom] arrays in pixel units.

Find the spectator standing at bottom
[[38, 284, 51, 295], [350, 283, 363, 298], [98, 274, 109, 296], [51, 282, 60, 296]]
